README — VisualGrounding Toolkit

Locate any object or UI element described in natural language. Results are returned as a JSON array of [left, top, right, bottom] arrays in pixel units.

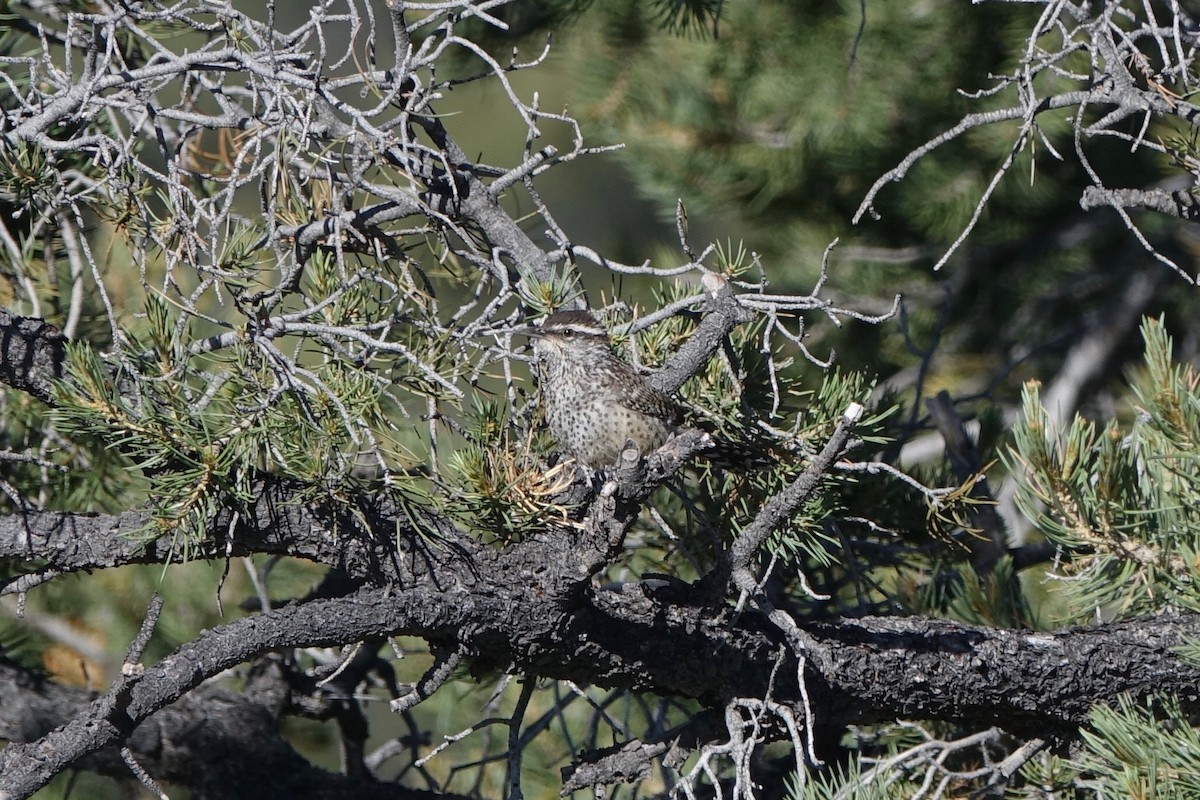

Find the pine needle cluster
[[1006, 318, 1200, 619]]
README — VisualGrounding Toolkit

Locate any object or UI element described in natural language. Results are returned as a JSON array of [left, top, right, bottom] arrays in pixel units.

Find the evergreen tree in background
[[554, 0, 1188, 413], [2, 1, 1200, 798]]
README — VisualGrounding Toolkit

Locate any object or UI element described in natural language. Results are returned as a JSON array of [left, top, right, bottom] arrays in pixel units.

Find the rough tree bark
[[3, 314, 1200, 796], [3, 1, 1200, 798]]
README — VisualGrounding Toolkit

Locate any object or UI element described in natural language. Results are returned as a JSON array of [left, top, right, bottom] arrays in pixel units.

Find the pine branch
[[0, 310, 67, 405]]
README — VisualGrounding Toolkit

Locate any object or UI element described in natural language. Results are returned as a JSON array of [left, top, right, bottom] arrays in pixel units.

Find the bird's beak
[[513, 322, 543, 338]]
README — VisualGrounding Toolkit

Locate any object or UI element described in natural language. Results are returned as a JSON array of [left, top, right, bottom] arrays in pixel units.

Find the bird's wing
[[620, 377, 683, 427]]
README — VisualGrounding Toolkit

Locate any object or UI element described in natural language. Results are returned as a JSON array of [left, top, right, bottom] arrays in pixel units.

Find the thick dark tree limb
[[804, 614, 1200, 736], [0, 479, 479, 588], [4, 574, 1200, 798], [7, 398, 1199, 797], [7, 444, 1197, 755], [0, 659, 467, 800], [0, 310, 67, 406]]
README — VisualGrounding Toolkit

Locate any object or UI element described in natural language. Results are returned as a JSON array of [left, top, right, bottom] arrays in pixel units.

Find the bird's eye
[[561, 329, 574, 338]]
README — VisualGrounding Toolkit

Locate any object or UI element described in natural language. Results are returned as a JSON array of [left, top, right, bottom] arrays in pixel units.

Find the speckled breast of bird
[[539, 352, 673, 468]]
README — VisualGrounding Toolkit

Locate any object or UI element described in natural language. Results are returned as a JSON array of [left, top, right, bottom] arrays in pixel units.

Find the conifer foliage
[[2, 2, 1200, 799]]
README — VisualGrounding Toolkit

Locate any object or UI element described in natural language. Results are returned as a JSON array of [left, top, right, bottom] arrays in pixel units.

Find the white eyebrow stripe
[[543, 323, 606, 336]]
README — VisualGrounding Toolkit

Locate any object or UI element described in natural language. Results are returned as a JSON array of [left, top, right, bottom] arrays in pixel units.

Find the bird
[[522, 309, 684, 469], [522, 309, 776, 473]]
